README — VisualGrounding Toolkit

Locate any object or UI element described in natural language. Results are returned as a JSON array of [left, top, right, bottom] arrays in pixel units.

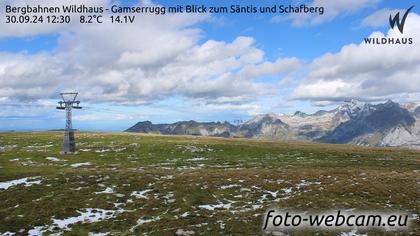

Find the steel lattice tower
[[56, 93, 82, 154]]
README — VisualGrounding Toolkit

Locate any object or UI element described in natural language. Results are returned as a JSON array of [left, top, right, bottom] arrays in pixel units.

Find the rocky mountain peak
[[125, 121, 153, 133], [335, 99, 376, 119], [125, 100, 420, 149], [293, 111, 308, 117], [339, 99, 365, 112], [403, 102, 418, 109], [415, 106, 420, 116], [245, 113, 280, 124]]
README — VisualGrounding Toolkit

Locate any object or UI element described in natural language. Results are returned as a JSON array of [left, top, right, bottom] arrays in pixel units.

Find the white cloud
[[73, 114, 99, 121], [239, 58, 301, 79], [360, 8, 404, 28], [292, 13, 420, 103], [272, 0, 380, 26], [0, 1, 300, 107], [0, 98, 59, 120], [194, 102, 261, 116], [73, 113, 134, 121]]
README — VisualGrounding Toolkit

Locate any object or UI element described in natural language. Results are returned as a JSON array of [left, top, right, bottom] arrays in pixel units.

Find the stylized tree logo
[[389, 6, 414, 34]]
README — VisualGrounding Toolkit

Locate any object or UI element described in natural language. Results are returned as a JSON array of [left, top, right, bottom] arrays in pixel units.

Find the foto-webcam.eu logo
[[364, 5, 414, 45], [389, 6, 414, 34]]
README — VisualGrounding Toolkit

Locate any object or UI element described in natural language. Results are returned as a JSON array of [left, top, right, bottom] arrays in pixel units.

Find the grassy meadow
[[0, 132, 419, 235]]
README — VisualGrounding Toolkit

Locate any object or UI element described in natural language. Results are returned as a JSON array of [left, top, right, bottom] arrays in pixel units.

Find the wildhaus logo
[[389, 6, 414, 33], [364, 6, 414, 45]]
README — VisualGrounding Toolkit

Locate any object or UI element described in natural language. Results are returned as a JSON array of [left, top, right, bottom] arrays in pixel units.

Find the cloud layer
[[1, 0, 419, 123], [360, 8, 404, 28], [292, 13, 420, 103], [0, 1, 300, 106]]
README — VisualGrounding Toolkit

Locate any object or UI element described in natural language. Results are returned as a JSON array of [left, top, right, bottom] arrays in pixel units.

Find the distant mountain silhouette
[[126, 100, 420, 149]]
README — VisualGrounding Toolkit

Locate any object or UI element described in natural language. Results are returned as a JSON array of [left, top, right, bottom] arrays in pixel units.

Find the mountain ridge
[[125, 100, 420, 149]]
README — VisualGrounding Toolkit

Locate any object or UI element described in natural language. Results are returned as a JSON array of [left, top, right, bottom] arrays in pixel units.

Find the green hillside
[[0, 132, 419, 235]]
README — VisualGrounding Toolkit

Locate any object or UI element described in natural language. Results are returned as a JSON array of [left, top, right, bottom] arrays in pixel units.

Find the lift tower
[[56, 93, 82, 154]]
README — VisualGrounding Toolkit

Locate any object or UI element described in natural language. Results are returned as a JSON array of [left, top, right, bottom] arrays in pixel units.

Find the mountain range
[[125, 100, 420, 149]]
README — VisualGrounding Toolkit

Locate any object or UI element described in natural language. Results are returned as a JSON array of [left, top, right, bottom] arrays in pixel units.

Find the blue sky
[[0, 0, 419, 131]]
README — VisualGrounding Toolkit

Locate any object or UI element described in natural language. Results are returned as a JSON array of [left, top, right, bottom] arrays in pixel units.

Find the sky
[[0, 0, 419, 131]]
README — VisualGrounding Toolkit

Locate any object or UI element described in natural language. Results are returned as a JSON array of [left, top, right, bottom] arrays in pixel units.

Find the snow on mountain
[[337, 99, 378, 119], [403, 103, 420, 118], [319, 100, 417, 146], [402, 103, 420, 112], [126, 100, 420, 149], [381, 120, 420, 149], [246, 100, 420, 148]]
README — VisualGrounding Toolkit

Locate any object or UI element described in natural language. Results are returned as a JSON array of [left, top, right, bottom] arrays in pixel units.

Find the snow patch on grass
[[199, 202, 232, 211], [70, 162, 92, 167], [220, 184, 241, 189], [0, 232, 16, 236], [45, 157, 66, 162], [53, 208, 116, 229], [130, 189, 152, 199], [181, 212, 189, 217], [266, 190, 278, 198], [340, 229, 368, 236], [88, 233, 110, 236], [175, 229, 195, 235], [28, 227, 44, 236], [29, 208, 120, 235], [282, 187, 292, 195], [95, 149, 110, 153], [176, 145, 204, 153], [113, 148, 126, 152], [130, 216, 161, 232], [0, 177, 42, 190], [186, 157, 207, 161], [95, 187, 115, 194], [80, 148, 92, 152], [163, 192, 175, 203], [296, 180, 321, 189]]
